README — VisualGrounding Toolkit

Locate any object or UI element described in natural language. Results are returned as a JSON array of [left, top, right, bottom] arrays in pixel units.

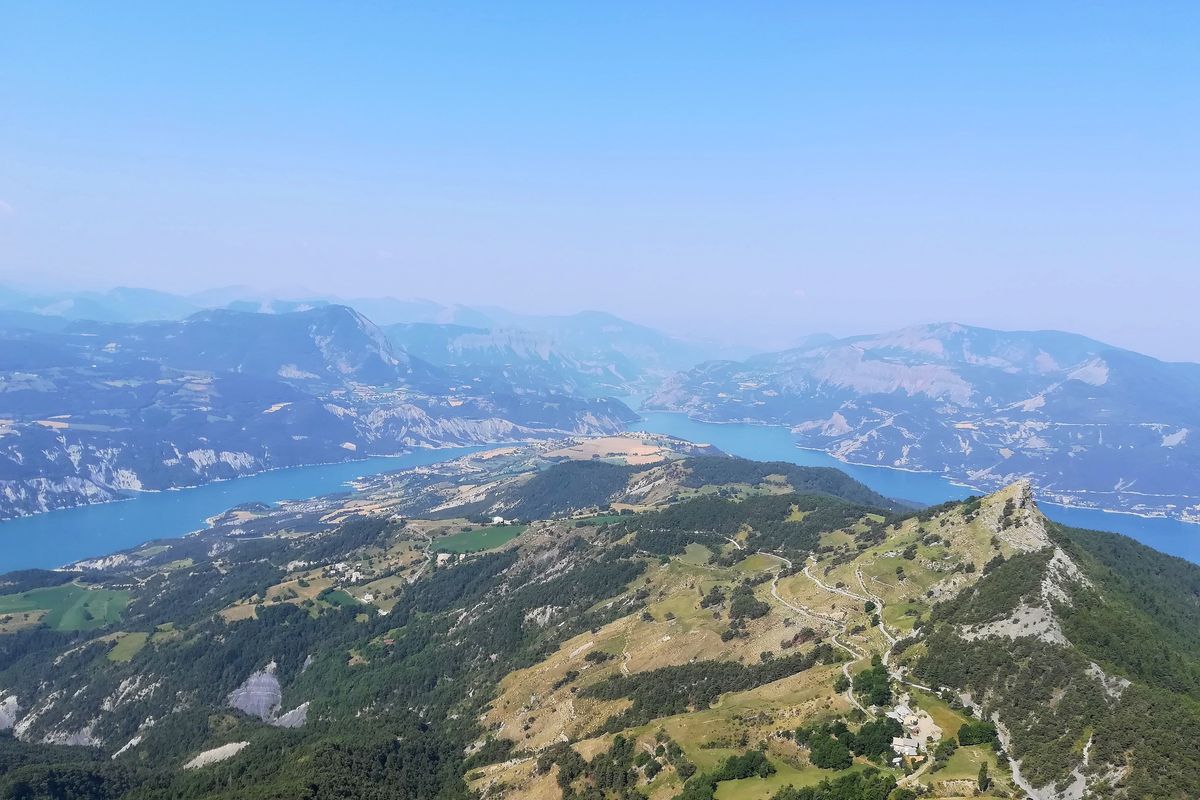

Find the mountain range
[[646, 322, 1200, 522], [0, 285, 729, 397], [5, 286, 1200, 527], [0, 305, 634, 519]]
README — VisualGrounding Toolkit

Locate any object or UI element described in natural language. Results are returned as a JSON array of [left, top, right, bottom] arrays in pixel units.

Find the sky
[[1, 3, 1197, 358]]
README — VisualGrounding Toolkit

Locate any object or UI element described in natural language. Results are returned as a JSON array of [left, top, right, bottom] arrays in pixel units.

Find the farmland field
[[909, 688, 971, 738], [433, 524, 528, 553], [938, 743, 1003, 784], [0, 583, 130, 631], [321, 589, 359, 607]]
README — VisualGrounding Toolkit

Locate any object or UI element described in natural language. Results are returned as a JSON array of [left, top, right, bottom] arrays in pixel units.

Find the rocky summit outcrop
[[903, 484, 1197, 800]]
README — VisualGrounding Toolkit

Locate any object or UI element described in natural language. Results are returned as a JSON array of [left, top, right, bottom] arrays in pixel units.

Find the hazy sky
[[1, 3, 1197, 357]]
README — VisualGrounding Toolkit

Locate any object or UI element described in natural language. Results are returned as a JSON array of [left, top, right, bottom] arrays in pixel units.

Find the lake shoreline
[[0, 445, 491, 572], [636, 410, 1200, 526], [628, 411, 1200, 564], [0, 440, 513, 525], [3, 417, 1197, 572]]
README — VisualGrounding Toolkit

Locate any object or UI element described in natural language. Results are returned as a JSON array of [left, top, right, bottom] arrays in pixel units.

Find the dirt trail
[[677, 540, 991, 790], [898, 751, 933, 787], [802, 562, 867, 602], [762, 552, 870, 716], [855, 566, 897, 665], [620, 621, 632, 676]]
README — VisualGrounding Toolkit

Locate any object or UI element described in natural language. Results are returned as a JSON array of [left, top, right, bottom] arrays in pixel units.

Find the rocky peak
[[981, 479, 1053, 553]]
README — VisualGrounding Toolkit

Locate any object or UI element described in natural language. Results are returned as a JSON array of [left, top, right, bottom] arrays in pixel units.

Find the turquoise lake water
[[1, 415, 1196, 572], [628, 412, 1200, 564], [0, 447, 483, 572]]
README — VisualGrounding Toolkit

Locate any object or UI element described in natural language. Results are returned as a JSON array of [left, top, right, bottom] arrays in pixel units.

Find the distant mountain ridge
[[8, 285, 1200, 523], [0, 305, 634, 520], [0, 285, 732, 396], [385, 323, 629, 398], [647, 322, 1200, 521], [383, 311, 713, 398], [68, 306, 433, 387]]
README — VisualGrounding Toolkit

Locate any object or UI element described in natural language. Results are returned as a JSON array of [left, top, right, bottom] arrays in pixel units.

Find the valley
[[6, 8, 1195, 800], [5, 296, 1200, 561]]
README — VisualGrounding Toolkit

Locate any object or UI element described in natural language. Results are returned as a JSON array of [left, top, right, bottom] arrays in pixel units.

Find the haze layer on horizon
[[1, 3, 1197, 359]]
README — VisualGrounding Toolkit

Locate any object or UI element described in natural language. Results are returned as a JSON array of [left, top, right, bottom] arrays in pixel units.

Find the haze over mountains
[[0, 285, 727, 395], [2, 285, 1200, 525], [649, 323, 1200, 522], [4, 4, 1194, 798], [0, 304, 634, 518]]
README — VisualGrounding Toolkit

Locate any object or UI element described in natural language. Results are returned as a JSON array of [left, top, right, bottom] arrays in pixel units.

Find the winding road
[[717, 540, 979, 790], [763, 553, 927, 720]]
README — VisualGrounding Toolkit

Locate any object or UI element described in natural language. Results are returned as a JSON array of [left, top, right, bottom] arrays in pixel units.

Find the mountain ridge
[[0, 306, 634, 520], [647, 322, 1200, 522]]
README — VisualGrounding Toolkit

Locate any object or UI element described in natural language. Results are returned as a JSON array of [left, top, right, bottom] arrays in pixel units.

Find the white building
[[891, 737, 921, 757]]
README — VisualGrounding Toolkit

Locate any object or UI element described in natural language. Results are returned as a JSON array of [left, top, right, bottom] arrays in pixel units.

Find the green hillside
[[1, 445, 1198, 800]]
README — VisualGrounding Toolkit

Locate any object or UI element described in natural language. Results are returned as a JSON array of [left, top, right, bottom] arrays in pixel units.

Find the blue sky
[[1, 3, 1197, 357]]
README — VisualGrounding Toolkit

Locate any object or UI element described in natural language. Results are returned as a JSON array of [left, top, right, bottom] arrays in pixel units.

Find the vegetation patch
[[433, 524, 528, 553], [583, 644, 839, 733], [106, 631, 150, 662], [0, 583, 129, 631]]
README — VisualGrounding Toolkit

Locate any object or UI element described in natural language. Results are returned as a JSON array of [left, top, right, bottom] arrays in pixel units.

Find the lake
[[629, 412, 1200, 564], [0, 447, 484, 572], [3, 416, 1197, 572]]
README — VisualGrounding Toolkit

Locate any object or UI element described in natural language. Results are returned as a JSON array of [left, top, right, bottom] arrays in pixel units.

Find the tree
[[808, 734, 852, 770], [957, 721, 997, 746], [977, 761, 990, 791], [931, 739, 957, 771], [852, 717, 903, 759], [852, 656, 892, 707]]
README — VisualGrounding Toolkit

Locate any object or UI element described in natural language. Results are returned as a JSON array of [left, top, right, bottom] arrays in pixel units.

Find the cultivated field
[[0, 583, 129, 631]]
